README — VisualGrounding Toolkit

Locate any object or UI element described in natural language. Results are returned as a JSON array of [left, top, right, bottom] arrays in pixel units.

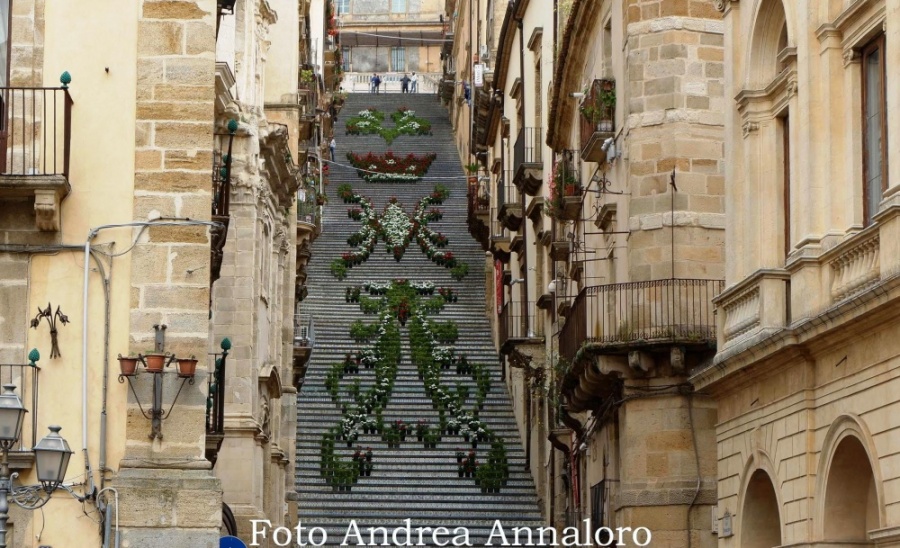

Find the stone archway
[[740, 469, 782, 548], [822, 436, 878, 542]]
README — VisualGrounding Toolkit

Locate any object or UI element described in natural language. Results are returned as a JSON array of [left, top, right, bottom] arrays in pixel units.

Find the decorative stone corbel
[[741, 121, 759, 138], [713, 0, 738, 13], [842, 48, 861, 67], [34, 189, 62, 231]]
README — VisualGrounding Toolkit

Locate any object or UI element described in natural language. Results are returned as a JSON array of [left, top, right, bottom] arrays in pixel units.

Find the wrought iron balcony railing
[[580, 79, 616, 163], [294, 313, 315, 347], [205, 342, 229, 463], [512, 127, 543, 195], [499, 301, 541, 351], [559, 278, 724, 363], [0, 86, 73, 177]]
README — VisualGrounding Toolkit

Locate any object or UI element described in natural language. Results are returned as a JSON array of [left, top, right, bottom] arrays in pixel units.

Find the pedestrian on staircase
[[329, 137, 336, 162], [410, 72, 418, 93]]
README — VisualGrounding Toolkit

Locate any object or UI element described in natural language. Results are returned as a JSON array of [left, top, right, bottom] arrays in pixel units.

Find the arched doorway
[[740, 469, 782, 548], [822, 436, 878, 542]]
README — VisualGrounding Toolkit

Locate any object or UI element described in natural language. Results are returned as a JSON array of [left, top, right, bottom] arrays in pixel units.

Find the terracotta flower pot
[[118, 355, 138, 377], [176, 357, 198, 378], [144, 352, 167, 373]]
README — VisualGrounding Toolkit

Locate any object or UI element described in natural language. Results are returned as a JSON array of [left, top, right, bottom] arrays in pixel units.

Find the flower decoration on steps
[[345, 108, 433, 144], [319, 278, 510, 492], [329, 185, 469, 280], [346, 151, 437, 183]]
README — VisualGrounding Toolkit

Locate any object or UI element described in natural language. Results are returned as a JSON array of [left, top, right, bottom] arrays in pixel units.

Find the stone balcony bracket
[[0, 175, 71, 231]]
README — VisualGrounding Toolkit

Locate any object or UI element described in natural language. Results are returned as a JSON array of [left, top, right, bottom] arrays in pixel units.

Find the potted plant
[[118, 354, 139, 376], [176, 355, 198, 378], [143, 351, 167, 373], [597, 87, 615, 132]]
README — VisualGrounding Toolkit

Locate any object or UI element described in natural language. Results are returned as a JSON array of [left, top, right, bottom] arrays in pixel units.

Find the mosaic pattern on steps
[[345, 108, 433, 144], [330, 188, 469, 281], [319, 279, 510, 494], [345, 151, 438, 183]]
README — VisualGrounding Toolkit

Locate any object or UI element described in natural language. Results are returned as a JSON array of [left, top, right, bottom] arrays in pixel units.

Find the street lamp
[[0, 385, 73, 548]]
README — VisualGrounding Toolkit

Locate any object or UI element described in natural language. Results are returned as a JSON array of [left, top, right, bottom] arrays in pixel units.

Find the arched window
[[822, 436, 878, 542], [740, 469, 782, 548]]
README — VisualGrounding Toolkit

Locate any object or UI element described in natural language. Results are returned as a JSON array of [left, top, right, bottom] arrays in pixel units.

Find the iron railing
[[514, 126, 542, 170], [557, 150, 581, 187], [468, 175, 490, 214], [500, 169, 519, 206], [0, 363, 39, 451], [579, 78, 615, 147], [499, 301, 540, 348], [297, 192, 320, 226], [206, 348, 228, 436], [294, 313, 315, 347], [490, 207, 507, 240], [0, 87, 73, 177], [559, 278, 725, 362]]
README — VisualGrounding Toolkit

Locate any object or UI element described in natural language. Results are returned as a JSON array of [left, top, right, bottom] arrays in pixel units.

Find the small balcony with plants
[[548, 150, 583, 222], [579, 79, 615, 163], [466, 170, 491, 249], [490, 206, 511, 263], [512, 126, 543, 196], [0, 74, 74, 233]]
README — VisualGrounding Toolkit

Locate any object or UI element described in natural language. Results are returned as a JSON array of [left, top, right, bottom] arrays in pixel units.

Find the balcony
[[467, 174, 491, 249], [293, 314, 315, 387], [296, 191, 321, 237], [553, 151, 583, 222], [490, 206, 511, 263], [580, 79, 615, 163], [206, 343, 230, 465], [498, 170, 522, 232], [512, 127, 543, 196], [210, 143, 233, 288], [498, 301, 542, 354], [559, 278, 724, 363], [0, 85, 74, 232]]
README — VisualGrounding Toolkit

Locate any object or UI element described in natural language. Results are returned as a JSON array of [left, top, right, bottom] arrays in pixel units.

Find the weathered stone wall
[[624, 2, 725, 281], [119, 0, 221, 543]]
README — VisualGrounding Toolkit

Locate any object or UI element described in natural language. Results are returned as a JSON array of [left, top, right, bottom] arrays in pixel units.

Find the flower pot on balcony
[[118, 355, 138, 377], [143, 352, 167, 373], [176, 357, 198, 378]]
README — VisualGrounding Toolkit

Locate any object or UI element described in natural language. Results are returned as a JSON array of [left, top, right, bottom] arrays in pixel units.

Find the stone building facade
[[446, 0, 726, 544], [0, 0, 324, 544], [692, 0, 900, 545], [335, 0, 444, 91]]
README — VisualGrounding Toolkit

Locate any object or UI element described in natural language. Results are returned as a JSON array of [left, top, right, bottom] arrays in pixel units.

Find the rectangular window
[[391, 47, 405, 72], [391, 0, 407, 13], [336, 0, 350, 15], [590, 481, 607, 546], [862, 35, 887, 224], [342, 46, 351, 71]]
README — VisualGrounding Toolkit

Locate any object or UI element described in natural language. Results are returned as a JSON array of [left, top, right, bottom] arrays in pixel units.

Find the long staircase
[[296, 92, 544, 545]]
